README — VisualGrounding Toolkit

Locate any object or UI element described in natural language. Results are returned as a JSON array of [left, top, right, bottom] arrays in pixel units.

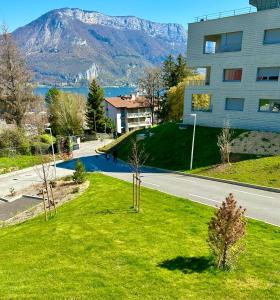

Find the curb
[[96, 150, 280, 194]]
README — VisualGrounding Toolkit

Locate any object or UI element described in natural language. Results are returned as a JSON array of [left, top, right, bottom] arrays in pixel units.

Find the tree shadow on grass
[[94, 208, 137, 215], [158, 256, 214, 274]]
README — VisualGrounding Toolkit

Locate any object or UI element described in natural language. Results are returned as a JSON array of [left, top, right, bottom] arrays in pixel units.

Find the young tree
[[86, 79, 106, 133], [129, 138, 148, 212], [129, 138, 148, 176], [217, 121, 234, 164], [208, 193, 246, 269], [72, 159, 86, 184], [138, 68, 163, 125], [0, 25, 34, 127], [49, 92, 85, 136]]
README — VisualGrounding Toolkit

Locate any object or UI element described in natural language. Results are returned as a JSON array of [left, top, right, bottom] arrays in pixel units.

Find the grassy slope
[[102, 122, 246, 170], [0, 174, 279, 299], [102, 123, 280, 188], [0, 156, 44, 174], [192, 156, 280, 188]]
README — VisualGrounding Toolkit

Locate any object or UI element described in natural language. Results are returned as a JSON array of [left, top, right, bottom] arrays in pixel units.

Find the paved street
[[59, 151, 280, 227], [0, 140, 279, 226], [0, 140, 112, 198]]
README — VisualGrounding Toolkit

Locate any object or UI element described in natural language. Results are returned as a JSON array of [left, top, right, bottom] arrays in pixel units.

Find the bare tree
[[129, 138, 148, 176], [129, 138, 148, 212], [24, 95, 48, 135], [34, 151, 56, 220], [0, 24, 34, 127], [217, 120, 234, 164], [138, 68, 163, 125], [208, 193, 246, 269]]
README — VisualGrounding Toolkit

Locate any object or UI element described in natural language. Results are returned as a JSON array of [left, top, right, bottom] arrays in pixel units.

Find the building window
[[204, 31, 243, 54], [224, 69, 242, 81], [257, 67, 280, 81], [264, 28, 280, 44], [225, 98, 245, 111], [259, 99, 280, 113], [191, 94, 212, 112]]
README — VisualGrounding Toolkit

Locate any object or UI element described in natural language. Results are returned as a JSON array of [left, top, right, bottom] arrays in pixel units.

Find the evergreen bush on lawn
[[73, 160, 86, 184]]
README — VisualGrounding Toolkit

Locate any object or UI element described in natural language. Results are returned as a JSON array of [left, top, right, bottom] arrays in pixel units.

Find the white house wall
[[184, 8, 280, 132]]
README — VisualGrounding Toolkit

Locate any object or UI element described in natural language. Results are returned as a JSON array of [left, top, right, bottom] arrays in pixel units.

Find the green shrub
[[40, 134, 56, 145], [31, 142, 50, 155], [72, 160, 86, 184], [0, 128, 30, 155]]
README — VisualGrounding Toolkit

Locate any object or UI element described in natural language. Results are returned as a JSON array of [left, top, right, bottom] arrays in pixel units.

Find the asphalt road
[[1, 140, 279, 226], [58, 153, 280, 227]]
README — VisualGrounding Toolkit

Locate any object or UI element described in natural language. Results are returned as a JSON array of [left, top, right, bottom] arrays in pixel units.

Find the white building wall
[[184, 8, 280, 132], [105, 103, 122, 133]]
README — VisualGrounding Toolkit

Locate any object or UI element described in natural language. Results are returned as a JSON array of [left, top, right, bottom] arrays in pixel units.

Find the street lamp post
[[185, 114, 197, 170], [46, 127, 56, 180]]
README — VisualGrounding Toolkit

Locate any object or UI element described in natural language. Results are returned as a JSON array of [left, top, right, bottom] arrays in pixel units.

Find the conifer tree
[[86, 79, 106, 133]]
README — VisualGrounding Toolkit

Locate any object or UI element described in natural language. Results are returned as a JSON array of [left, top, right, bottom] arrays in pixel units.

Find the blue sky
[[2, 0, 250, 31]]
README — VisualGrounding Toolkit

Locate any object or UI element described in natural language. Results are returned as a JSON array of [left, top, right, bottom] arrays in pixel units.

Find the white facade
[[184, 4, 280, 132], [105, 101, 152, 134]]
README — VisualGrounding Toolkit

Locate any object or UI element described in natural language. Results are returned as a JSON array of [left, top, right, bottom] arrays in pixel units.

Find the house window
[[225, 98, 245, 111], [264, 28, 280, 44], [204, 31, 243, 54], [224, 69, 242, 81], [191, 94, 212, 112], [257, 67, 280, 81], [259, 99, 280, 113]]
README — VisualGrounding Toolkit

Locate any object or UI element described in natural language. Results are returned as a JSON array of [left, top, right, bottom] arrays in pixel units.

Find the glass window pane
[[264, 29, 280, 44], [192, 94, 212, 112], [225, 98, 244, 111], [224, 69, 242, 81]]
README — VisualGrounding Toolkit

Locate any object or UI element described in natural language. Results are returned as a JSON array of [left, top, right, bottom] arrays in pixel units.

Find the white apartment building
[[105, 95, 152, 134], [184, 0, 280, 132]]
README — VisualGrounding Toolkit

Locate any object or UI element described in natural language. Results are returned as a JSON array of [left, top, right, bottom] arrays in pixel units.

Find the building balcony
[[187, 80, 210, 87], [126, 112, 151, 118], [128, 121, 152, 128]]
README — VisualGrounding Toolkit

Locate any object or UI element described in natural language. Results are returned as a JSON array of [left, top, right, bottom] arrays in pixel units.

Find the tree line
[[138, 54, 200, 123]]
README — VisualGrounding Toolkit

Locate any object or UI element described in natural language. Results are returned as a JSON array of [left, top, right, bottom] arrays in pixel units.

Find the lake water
[[35, 86, 136, 97]]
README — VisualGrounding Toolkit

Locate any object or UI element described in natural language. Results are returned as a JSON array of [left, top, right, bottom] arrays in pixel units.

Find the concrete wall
[[184, 8, 280, 132]]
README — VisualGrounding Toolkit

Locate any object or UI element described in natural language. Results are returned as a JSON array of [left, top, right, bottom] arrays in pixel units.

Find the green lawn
[[0, 173, 279, 299], [0, 155, 44, 174], [192, 156, 280, 189]]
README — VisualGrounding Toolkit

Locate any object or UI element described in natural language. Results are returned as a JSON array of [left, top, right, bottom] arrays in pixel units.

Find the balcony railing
[[195, 6, 257, 22], [127, 112, 151, 118], [187, 80, 210, 86], [128, 121, 151, 127]]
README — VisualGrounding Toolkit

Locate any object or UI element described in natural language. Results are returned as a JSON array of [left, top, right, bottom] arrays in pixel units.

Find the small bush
[[0, 128, 30, 155], [72, 160, 86, 184], [72, 187, 80, 194], [40, 134, 56, 145], [31, 142, 50, 155]]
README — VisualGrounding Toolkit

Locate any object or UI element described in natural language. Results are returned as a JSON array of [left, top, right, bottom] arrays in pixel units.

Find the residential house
[[105, 95, 152, 134]]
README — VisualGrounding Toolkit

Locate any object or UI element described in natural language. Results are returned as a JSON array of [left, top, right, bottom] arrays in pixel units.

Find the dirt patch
[[1, 180, 89, 227], [232, 131, 280, 156]]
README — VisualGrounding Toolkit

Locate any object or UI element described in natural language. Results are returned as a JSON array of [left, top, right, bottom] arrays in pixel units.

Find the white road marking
[[175, 177, 197, 183], [232, 189, 274, 199], [188, 193, 221, 204], [142, 181, 160, 188]]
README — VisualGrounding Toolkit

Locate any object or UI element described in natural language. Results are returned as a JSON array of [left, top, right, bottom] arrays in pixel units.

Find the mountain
[[12, 8, 187, 86]]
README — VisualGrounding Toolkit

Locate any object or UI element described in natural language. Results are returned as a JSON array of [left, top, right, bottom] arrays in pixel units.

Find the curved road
[[58, 152, 280, 227]]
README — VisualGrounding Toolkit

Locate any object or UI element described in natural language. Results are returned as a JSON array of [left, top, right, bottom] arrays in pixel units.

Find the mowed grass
[[192, 156, 280, 189], [0, 155, 44, 174], [102, 122, 248, 170], [102, 123, 280, 188], [0, 173, 279, 299]]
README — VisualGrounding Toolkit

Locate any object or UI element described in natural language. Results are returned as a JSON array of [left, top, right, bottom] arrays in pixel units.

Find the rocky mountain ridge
[[13, 8, 187, 86]]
